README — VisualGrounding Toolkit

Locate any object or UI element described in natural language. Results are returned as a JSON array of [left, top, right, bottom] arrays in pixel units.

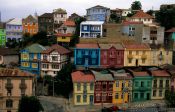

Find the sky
[[0, 0, 175, 21]]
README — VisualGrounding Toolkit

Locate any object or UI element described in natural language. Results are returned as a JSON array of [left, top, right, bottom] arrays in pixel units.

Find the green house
[[131, 70, 153, 102], [0, 29, 6, 46]]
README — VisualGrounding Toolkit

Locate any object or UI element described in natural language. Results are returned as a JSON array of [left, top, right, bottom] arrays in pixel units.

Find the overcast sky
[[0, 0, 175, 21]]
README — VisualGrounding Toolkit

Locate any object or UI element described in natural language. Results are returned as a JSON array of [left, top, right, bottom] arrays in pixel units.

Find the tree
[[146, 10, 154, 16], [131, 1, 142, 10], [74, 17, 86, 36], [109, 13, 120, 23], [165, 90, 175, 107], [18, 96, 44, 112]]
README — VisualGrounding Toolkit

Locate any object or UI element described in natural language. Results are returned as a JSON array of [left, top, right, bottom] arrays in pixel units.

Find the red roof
[[122, 21, 143, 26], [133, 72, 149, 77], [151, 70, 170, 77], [76, 43, 99, 49], [56, 33, 73, 37], [63, 20, 75, 26], [42, 44, 71, 54], [123, 43, 150, 49], [131, 10, 153, 19], [71, 71, 94, 82], [0, 69, 34, 77], [166, 27, 175, 32]]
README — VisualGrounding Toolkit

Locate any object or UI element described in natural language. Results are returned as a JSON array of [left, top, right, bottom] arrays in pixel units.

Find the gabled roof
[[87, 5, 110, 10], [7, 18, 22, 25], [22, 15, 37, 23], [71, 71, 94, 82], [76, 43, 99, 49], [24, 44, 46, 53], [123, 43, 150, 50], [53, 8, 67, 14], [42, 44, 70, 54], [99, 43, 124, 50], [166, 27, 175, 32], [63, 20, 75, 27], [0, 48, 18, 56], [131, 10, 153, 19], [151, 70, 170, 77], [39, 13, 53, 18], [91, 70, 114, 81]]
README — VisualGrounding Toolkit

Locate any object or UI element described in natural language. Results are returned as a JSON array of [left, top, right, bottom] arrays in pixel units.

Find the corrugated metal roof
[[24, 44, 46, 53], [91, 70, 114, 81]]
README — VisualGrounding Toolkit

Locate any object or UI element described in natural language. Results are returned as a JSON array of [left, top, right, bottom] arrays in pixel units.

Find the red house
[[99, 44, 124, 68], [91, 69, 114, 103]]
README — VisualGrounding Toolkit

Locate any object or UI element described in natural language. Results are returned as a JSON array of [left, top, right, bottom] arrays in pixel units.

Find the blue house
[[20, 44, 46, 75], [80, 21, 104, 38], [86, 5, 110, 22], [74, 43, 100, 67]]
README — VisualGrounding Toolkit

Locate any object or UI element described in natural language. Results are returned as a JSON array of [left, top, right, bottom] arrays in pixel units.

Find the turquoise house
[[129, 68, 153, 102], [20, 44, 46, 75], [0, 28, 6, 46]]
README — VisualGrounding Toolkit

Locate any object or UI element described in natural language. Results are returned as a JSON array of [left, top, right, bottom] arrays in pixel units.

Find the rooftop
[[24, 43, 46, 53], [71, 71, 94, 82], [76, 43, 99, 49], [91, 70, 114, 81], [109, 69, 132, 80], [131, 10, 153, 19], [166, 27, 175, 32], [99, 43, 124, 49], [87, 5, 110, 10], [151, 70, 170, 77], [39, 13, 53, 18], [63, 20, 75, 26], [22, 15, 37, 23], [7, 18, 22, 25], [123, 43, 150, 50], [53, 8, 67, 14], [122, 21, 143, 26]]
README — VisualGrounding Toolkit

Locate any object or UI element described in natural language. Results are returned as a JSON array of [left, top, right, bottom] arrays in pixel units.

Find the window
[[159, 90, 162, 97], [0, 56, 2, 61], [83, 26, 87, 30], [166, 80, 169, 87], [77, 83, 81, 91], [77, 95, 81, 103], [134, 93, 138, 99], [102, 84, 107, 90], [153, 80, 157, 88], [135, 81, 139, 87], [147, 81, 150, 87], [136, 51, 139, 55], [90, 82, 94, 90], [142, 59, 145, 63], [2, 36, 5, 40], [53, 71, 57, 74], [43, 55, 47, 60], [22, 62, 29, 67], [140, 93, 144, 98], [62, 36, 66, 39], [159, 80, 163, 88], [96, 93, 101, 101], [153, 90, 156, 97], [6, 99, 13, 108], [83, 95, 87, 102], [32, 63, 38, 68], [116, 81, 119, 87], [129, 51, 132, 55], [22, 53, 29, 60], [128, 59, 132, 63], [92, 59, 96, 64], [52, 56, 58, 61], [115, 93, 119, 99], [121, 93, 124, 99], [42, 64, 48, 68], [52, 64, 59, 69], [141, 81, 144, 87]]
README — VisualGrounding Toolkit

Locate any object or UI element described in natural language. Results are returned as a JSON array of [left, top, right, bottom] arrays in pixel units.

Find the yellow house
[[123, 43, 151, 66], [109, 69, 133, 104], [71, 71, 94, 105], [150, 45, 172, 66]]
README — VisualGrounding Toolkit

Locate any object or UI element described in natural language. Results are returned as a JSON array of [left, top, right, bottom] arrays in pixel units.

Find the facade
[[22, 15, 38, 35], [74, 44, 100, 67], [86, 5, 110, 22], [109, 69, 132, 104], [71, 71, 94, 105], [0, 48, 19, 67], [38, 13, 53, 34], [130, 10, 153, 24], [53, 8, 67, 24], [20, 44, 46, 75], [165, 27, 175, 49], [0, 28, 6, 46], [130, 68, 153, 102], [6, 18, 22, 41], [41, 44, 71, 76], [99, 44, 124, 68], [80, 21, 104, 38], [92, 70, 114, 104], [123, 43, 151, 66], [0, 68, 34, 112]]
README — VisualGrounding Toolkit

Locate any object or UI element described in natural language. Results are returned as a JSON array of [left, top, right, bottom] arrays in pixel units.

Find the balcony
[[5, 83, 13, 91], [19, 83, 27, 90]]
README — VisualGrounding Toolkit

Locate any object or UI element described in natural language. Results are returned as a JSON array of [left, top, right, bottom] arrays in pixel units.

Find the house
[[80, 21, 104, 38], [86, 5, 110, 22], [22, 15, 38, 35], [41, 44, 71, 76], [91, 69, 114, 104], [99, 43, 124, 68], [38, 13, 53, 34], [71, 71, 94, 105], [123, 43, 151, 66], [147, 67, 171, 100], [150, 44, 172, 66], [110, 8, 122, 19], [130, 10, 154, 24], [6, 18, 23, 41], [68, 13, 81, 21], [0, 68, 34, 112], [109, 69, 133, 104], [0, 28, 6, 46], [74, 44, 100, 67], [0, 48, 19, 67], [53, 8, 67, 24], [129, 67, 153, 102], [165, 27, 175, 50], [20, 44, 46, 75]]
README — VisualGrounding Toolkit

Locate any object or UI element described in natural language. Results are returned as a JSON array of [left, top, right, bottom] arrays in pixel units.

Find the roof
[[131, 10, 153, 19], [122, 21, 143, 26], [81, 21, 104, 25], [87, 5, 110, 10], [42, 44, 71, 54], [63, 20, 75, 26], [0, 48, 18, 56], [39, 13, 53, 18], [99, 43, 124, 50], [123, 43, 150, 50], [91, 70, 114, 81], [76, 43, 99, 49], [53, 8, 67, 14], [0, 68, 34, 77], [56, 33, 73, 37], [22, 15, 37, 23], [24, 44, 46, 53], [71, 71, 94, 82], [166, 27, 175, 32], [7, 18, 22, 25], [151, 70, 170, 77], [132, 71, 150, 77], [109, 70, 132, 80]]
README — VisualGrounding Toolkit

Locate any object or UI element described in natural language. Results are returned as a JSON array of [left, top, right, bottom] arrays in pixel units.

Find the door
[[90, 95, 94, 104], [146, 93, 150, 100], [85, 58, 89, 66], [136, 59, 138, 66]]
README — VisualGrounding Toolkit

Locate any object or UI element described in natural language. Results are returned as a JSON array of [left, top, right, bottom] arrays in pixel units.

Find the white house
[[53, 8, 67, 24]]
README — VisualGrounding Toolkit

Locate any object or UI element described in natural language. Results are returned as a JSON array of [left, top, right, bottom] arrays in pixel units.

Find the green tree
[[146, 10, 154, 16], [74, 17, 86, 36], [18, 96, 44, 112], [131, 1, 142, 10], [110, 13, 120, 23], [165, 90, 175, 107]]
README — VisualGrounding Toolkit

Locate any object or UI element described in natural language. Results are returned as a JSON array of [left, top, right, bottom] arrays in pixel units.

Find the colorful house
[[148, 67, 171, 100], [80, 21, 104, 38], [41, 44, 71, 76], [22, 15, 38, 35], [71, 71, 94, 105], [86, 5, 110, 22], [92, 69, 114, 104], [109, 69, 133, 104], [20, 44, 46, 75], [0, 28, 6, 46], [74, 44, 100, 67], [123, 43, 151, 67], [99, 44, 124, 68], [129, 67, 153, 102]]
